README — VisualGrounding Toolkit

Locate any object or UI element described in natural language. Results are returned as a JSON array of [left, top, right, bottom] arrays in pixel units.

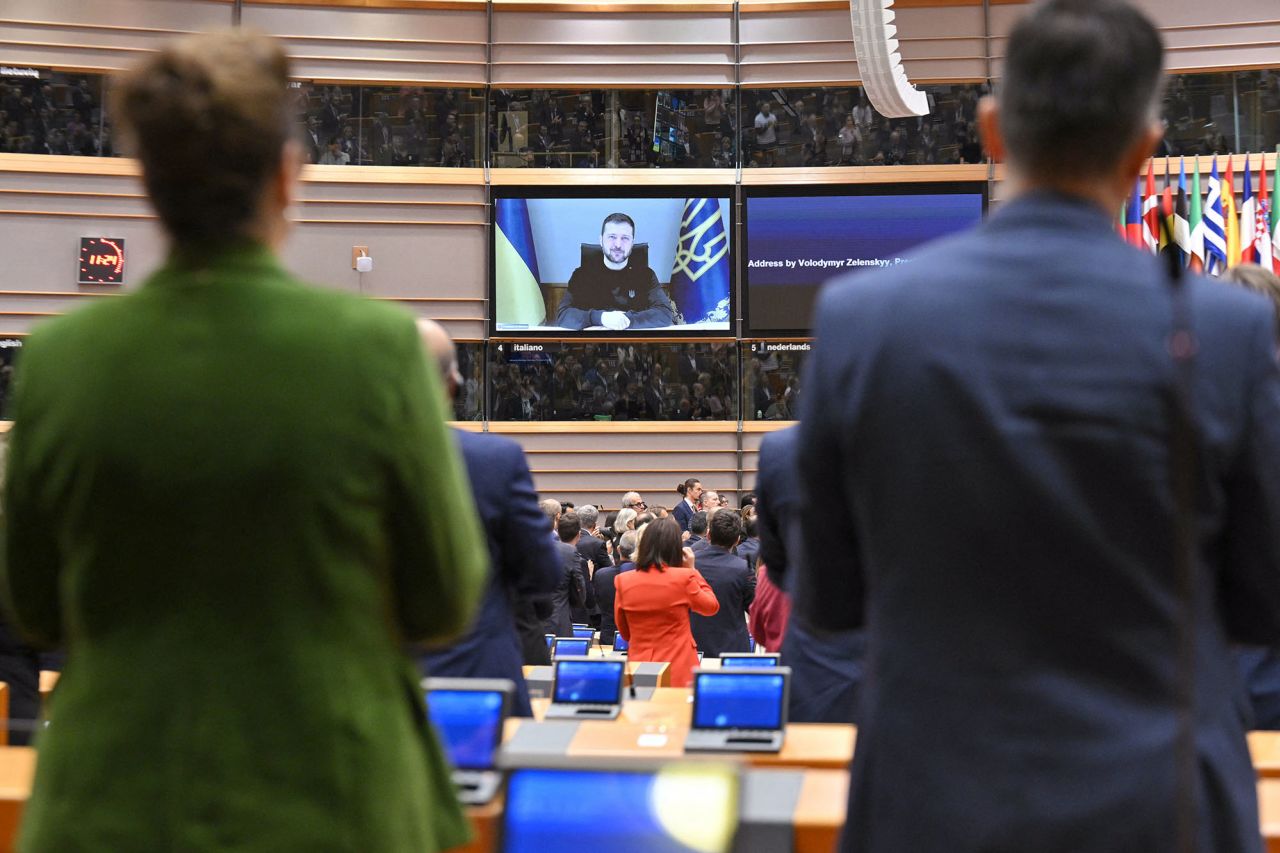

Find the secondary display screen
[[426, 689, 504, 771], [78, 237, 125, 285], [572, 626, 595, 640], [720, 656, 778, 668], [693, 673, 786, 730], [493, 188, 733, 336], [554, 660, 625, 704], [503, 766, 738, 853], [613, 634, 629, 652], [552, 638, 591, 658], [743, 185, 986, 335]]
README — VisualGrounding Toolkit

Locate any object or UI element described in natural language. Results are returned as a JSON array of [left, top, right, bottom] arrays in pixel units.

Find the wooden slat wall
[[739, 3, 989, 86], [0, 0, 231, 72], [490, 422, 745, 510], [490, 6, 735, 87], [0, 155, 488, 340], [990, 0, 1280, 77], [241, 2, 488, 85]]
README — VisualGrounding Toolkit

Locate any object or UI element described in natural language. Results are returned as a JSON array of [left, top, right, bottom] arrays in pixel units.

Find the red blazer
[[615, 563, 719, 687]]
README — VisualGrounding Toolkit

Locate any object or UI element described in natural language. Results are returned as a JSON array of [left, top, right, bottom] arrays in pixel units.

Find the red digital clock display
[[79, 237, 125, 285]]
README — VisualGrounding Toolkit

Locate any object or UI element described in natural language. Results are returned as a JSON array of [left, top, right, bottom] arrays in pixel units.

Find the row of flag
[[1119, 149, 1280, 276]]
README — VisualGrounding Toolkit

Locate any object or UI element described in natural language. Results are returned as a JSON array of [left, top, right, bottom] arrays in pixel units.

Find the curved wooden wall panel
[[241, 3, 487, 84], [0, 0, 230, 71], [490, 9, 735, 86]]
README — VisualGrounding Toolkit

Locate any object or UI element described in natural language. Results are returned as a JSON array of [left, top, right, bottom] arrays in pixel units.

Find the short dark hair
[[601, 212, 635, 235], [739, 492, 757, 509], [635, 512, 656, 528], [999, 0, 1163, 177], [636, 517, 683, 571], [676, 478, 701, 497], [557, 511, 581, 543], [115, 31, 292, 247], [689, 511, 708, 536], [709, 510, 742, 548]]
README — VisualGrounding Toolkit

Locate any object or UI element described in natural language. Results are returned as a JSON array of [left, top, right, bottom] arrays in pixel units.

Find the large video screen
[[743, 184, 986, 335], [492, 187, 733, 336]]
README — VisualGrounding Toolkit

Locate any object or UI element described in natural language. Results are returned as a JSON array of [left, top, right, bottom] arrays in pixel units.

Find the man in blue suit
[[796, 3, 1280, 850], [756, 426, 865, 724], [593, 530, 637, 645], [416, 321, 562, 717], [689, 511, 755, 658]]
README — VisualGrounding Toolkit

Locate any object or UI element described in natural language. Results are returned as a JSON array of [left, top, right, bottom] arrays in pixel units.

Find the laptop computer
[[424, 677, 513, 805], [544, 633, 555, 650], [571, 624, 595, 641], [500, 761, 739, 853], [612, 633, 629, 655], [719, 653, 781, 668], [543, 657, 626, 720], [684, 667, 791, 753], [551, 637, 591, 659]]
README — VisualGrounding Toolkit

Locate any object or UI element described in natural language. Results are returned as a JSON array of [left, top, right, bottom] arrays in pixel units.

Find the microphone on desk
[[625, 656, 637, 700]]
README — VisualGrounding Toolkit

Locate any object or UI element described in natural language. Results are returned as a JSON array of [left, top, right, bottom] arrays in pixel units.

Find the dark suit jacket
[[798, 191, 1280, 853], [577, 532, 612, 572], [688, 546, 755, 657], [574, 533, 612, 627], [544, 541, 586, 638], [757, 426, 864, 725], [672, 499, 696, 532], [419, 430, 562, 717], [593, 561, 635, 644]]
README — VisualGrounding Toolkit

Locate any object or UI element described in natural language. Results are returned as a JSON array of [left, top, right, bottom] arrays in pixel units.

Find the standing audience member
[[796, 2, 1280, 849], [0, 31, 487, 852], [686, 511, 710, 552], [414, 320, 562, 716], [544, 510, 587, 638], [673, 477, 702, 532], [614, 518, 719, 687], [594, 531, 638, 645], [736, 513, 761, 570], [575, 505, 613, 572], [689, 511, 756, 658]]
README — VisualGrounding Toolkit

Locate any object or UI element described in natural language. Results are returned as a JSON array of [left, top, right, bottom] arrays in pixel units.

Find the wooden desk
[[0, 747, 34, 850], [37, 673, 57, 703], [503, 719, 856, 771], [1253, 732, 1280, 778]]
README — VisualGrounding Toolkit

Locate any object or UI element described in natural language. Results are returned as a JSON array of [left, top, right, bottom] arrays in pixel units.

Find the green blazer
[[1, 244, 488, 852]]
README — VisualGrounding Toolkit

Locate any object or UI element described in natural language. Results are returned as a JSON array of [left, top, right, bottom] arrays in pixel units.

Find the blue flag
[[670, 198, 731, 325]]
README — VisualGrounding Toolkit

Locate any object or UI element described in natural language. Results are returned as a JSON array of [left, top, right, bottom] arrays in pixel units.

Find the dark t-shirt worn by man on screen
[[555, 261, 676, 329]]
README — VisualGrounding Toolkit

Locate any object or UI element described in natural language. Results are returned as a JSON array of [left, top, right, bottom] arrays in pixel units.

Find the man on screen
[[555, 213, 677, 330]]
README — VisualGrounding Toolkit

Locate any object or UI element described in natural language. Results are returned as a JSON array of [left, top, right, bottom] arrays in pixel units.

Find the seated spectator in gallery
[[318, 137, 349, 165], [711, 135, 734, 168], [389, 134, 418, 166]]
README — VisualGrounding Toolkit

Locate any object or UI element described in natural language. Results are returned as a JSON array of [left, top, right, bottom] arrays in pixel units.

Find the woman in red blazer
[[615, 517, 720, 687]]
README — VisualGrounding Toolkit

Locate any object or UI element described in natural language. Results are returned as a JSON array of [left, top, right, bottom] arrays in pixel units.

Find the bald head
[[416, 318, 461, 399]]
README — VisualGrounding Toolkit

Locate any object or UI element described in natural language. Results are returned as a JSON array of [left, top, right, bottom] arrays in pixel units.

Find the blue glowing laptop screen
[[720, 656, 778, 668], [693, 673, 785, 730], [613, 633, 629, 652], [503, 767, 737, 853], [426, 690, 504, 771], [554, 660, 624, 704], [572, 626, 595, 640], [553, 638, 590, 658]]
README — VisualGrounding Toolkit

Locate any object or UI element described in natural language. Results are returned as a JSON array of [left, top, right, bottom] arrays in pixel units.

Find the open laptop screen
[[552, 638, 591, 658], [693, 672, 786, 730], [503, 765, 738, 853], [572, 625, 595, 640], [554, 659, 624, 704], [720, 655, 779, 668], [427, 689, 505, 771], [613, 633, 629, 652]]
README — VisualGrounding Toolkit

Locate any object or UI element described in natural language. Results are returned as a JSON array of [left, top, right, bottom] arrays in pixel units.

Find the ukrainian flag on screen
[[670, 198, 730, 324], [495, 198, 546, 326]]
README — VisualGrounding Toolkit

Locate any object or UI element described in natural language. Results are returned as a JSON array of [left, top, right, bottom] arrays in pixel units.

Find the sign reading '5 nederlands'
[[79, 237, 125, 285]]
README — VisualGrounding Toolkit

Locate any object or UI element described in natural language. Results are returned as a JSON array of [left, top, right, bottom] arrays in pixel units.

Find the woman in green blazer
[[1, 32, 488, 851]]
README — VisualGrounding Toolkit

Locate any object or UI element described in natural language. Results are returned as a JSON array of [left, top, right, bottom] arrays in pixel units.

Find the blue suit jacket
[[688, 545, 755, 657], [419, 430, 561, 717], [672, 498, 695, 533], [798, 192, 1280, 852], [757, 426, 865, 724]]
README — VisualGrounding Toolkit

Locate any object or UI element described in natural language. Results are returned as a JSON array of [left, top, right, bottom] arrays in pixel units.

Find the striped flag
[[1240, 155, 1256, 265], [1141, 160, 1159, 254], [1174, 158, 1191, 265], [1126, 180, 1144, 249], [1158, 160, 1176, 259], [494, 197, 547, 327], [1257, 158, 1274, 273], [1203, 159, 1228, 275], [1188, 159, 1205, 273], [1273, 147, 1280, 275], [1224, 157, 1239, 269]]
